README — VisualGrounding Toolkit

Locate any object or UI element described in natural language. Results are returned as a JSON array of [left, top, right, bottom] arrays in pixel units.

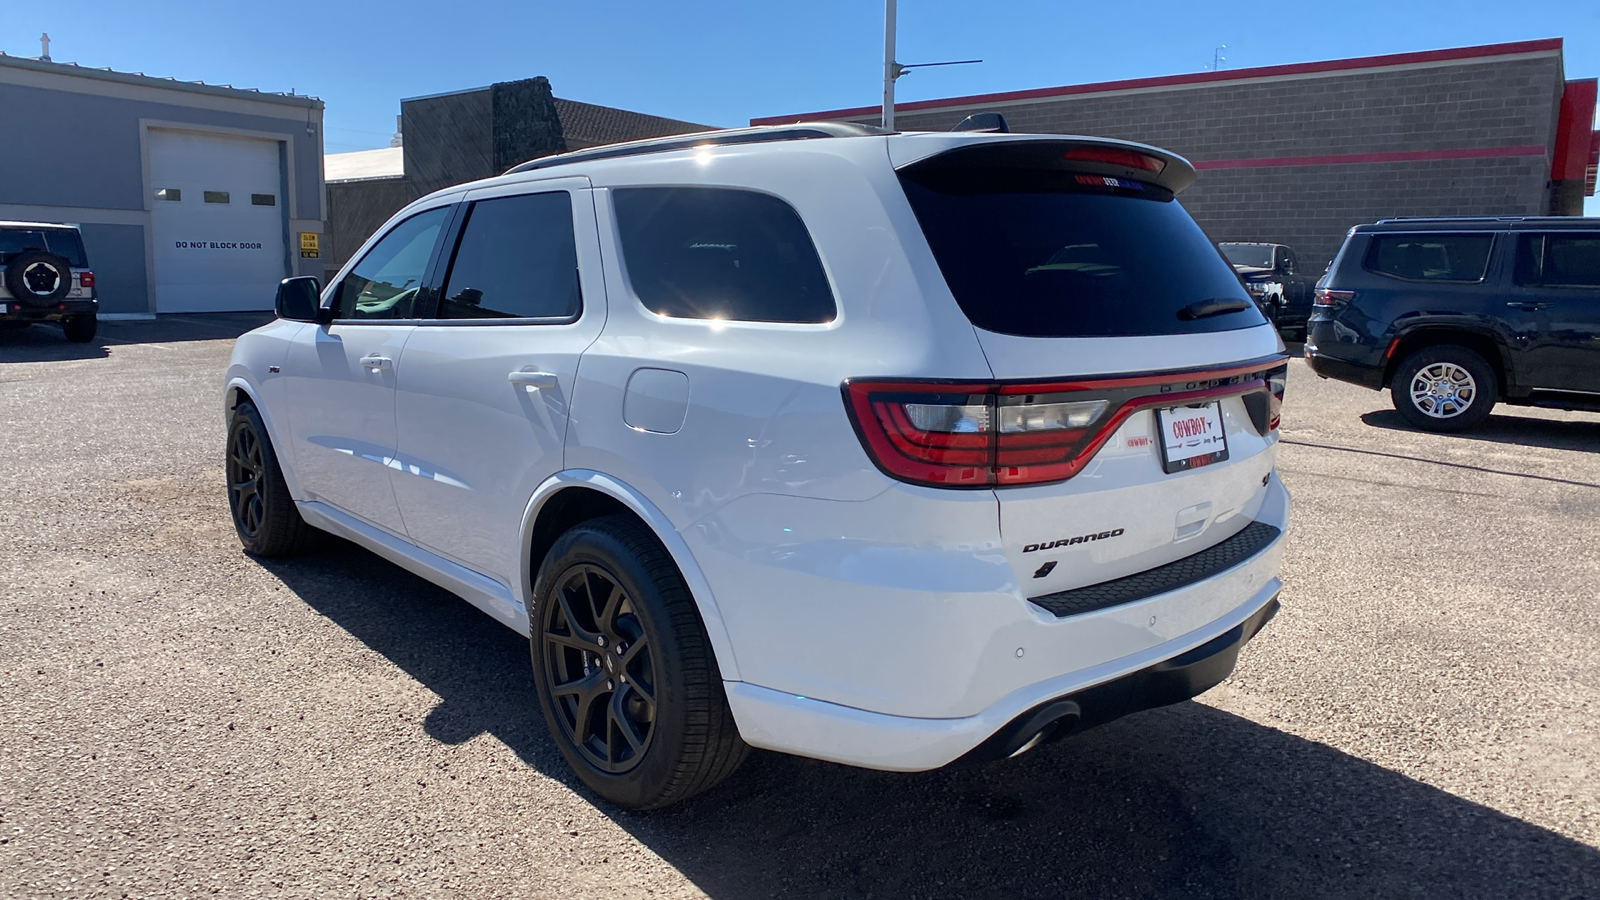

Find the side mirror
[[275, 276, 322, 322]]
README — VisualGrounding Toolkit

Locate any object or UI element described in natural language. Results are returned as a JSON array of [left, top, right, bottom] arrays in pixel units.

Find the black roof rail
[[503, 122, 892, 175], [1373, 216, 1592, 224]]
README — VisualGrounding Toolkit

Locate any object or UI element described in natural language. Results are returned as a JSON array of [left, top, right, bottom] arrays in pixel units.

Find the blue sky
[[6, 1, 1599, 211]]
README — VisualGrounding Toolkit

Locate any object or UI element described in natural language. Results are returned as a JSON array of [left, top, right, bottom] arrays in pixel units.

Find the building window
[[251, 194, 276, 207], [155, 188, 181, 201], [204, 191, 231, 204]]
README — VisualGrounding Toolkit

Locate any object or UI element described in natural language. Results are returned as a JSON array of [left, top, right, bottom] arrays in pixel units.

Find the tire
[[1391, 345, 1498, 432], [4, 251, 74, 304], [226, 401, 315, 556], [530, 515, 747, 809], [61, 314, 97, 343]]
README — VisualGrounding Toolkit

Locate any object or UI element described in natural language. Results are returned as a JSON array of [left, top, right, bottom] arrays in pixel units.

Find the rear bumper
[[0, 298, 97, 322], [1303, 331, 1385, 391], [724, 578, 1282, 772]]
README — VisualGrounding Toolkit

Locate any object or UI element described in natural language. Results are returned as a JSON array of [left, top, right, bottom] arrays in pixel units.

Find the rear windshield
[[898, 169, 1264, 338], [0, 228, 87, 267]]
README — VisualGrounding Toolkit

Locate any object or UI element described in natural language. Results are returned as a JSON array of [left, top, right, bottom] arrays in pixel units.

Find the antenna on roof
[[39, 33, 51, 63], [882, 0, 981, 130], [1207, 45, 1227, 71]]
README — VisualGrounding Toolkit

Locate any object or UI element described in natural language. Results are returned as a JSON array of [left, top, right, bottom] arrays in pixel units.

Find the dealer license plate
[[1156, 402, 1229, 473]]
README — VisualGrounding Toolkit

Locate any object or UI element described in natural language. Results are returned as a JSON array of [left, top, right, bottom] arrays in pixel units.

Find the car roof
[[1356, 217, 1600, 233], [0, 220, 81, 231], [1219, 242, 1285, 248]]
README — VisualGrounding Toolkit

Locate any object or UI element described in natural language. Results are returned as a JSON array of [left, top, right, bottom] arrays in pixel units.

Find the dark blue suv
[[1305, 217, 1600, 431]]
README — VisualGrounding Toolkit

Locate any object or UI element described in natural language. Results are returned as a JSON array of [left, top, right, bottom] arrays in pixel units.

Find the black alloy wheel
[[530, 515, 747, 809], [228, 420, 267, 539], [540, 563, 659, 773], [225, 401, 314, 557]]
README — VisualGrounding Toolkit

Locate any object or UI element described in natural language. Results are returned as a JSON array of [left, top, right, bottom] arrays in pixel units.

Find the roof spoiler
[[896, 137, 1197, 194]]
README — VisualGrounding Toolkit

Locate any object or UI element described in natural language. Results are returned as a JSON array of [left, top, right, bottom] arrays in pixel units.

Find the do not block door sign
[[299, 232, 320, 259]]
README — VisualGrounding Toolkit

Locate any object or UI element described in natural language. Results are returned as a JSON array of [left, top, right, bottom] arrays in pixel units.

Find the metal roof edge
[[0, 53, 321, 107]]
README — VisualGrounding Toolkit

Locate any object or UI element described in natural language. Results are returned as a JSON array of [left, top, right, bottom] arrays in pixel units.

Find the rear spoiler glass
[[895, 139, 1197, 195]]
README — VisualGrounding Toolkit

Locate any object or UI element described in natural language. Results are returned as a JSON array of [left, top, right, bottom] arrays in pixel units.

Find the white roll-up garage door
[[148, 129, 287, 312]]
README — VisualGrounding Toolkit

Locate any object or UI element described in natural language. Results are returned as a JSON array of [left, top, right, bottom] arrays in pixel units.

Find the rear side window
[[0, 229, 87, 267], [440, 192, 581, 320], [899, 169, 1264, 337], [613, 187, 835, 324], [1514, 233, 1600, 288], [1364, 234, 1493, 283]]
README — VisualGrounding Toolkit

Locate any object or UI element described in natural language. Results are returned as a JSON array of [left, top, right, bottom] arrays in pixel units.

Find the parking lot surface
[[2, 317, 1598, 899]]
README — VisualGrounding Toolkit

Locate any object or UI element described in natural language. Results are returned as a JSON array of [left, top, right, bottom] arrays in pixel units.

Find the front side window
[[330, 207, 449, 320], [439, 192, 581, 320], [1365, 234, 1493, 283], [1514, 233, 1600, 288], [613, 187, 836, 324]]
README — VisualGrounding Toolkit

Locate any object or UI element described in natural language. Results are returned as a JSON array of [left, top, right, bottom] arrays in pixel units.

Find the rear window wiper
[[1178, 298, 1251, 320]]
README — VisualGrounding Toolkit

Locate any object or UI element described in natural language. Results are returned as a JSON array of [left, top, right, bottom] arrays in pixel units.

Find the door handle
[[1506, 301, 1554, 311], [508, 370, 559, 391], [360, 355, 393, 371]]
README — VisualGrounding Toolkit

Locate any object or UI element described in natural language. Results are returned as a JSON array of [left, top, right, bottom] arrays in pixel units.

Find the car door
[[390, 178, 604, 586], [282, 205, 451, 535], [1507, 231, 1600, 393]]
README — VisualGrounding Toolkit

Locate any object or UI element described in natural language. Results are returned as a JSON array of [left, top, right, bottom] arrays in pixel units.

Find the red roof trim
[[1193, 145, 1549, 171], [1552, 79, 1598, 182], [750, 38, 1565, 125]]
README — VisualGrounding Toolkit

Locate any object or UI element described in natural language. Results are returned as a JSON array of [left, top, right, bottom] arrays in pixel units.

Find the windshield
[[899, 169, 1265, 338], [1220, 244, 1275, 268]]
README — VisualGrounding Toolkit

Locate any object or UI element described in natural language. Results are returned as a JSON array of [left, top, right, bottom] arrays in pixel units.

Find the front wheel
[[1391, 345, 1497, 432], [226, 401, 314, 556], [530, 515, 746, 809]]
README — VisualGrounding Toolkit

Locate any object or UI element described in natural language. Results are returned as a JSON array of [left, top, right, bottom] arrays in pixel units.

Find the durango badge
[[1023, 529, 1125, 552]]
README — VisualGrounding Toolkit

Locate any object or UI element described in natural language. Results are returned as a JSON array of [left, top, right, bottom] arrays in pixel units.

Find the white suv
[[225, 124, 1290, 809]]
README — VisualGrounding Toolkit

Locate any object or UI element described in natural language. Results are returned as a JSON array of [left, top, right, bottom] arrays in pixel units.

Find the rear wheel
[[1391, 345, 1497, 432], [226, 401, 314, 556], [61, 314, 97, 343], [530, 515, 746, 809]]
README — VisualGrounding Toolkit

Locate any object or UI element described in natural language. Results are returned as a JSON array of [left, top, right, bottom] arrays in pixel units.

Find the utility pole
[[883, 0, 897, 130]]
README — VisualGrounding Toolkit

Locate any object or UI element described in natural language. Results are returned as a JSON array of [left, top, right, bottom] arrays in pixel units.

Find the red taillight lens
[[77, 271, 95, 289], [845, 359, 1287, 488], [1312, 288, 1352, 309], [1060, 146, 1167, 174]]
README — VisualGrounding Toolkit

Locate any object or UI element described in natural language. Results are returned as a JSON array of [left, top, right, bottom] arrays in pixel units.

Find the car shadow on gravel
[[263, 543, 1600, 900], [1360, 408, 1600, 454], [0, 313, 272, 364]]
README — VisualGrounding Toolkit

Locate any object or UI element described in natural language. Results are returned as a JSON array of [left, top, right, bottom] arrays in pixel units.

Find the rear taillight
[[844, 358, 1287, 488], [1313, 288, 1352, 309], [77, 271, 95, 289]]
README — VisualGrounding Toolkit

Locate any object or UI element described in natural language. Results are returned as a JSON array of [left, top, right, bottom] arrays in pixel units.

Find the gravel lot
[[2, 316, 1598, 899]]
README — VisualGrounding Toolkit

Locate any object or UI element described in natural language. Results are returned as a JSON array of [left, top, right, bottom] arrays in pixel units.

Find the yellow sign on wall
[[299, 232, 320, 259]]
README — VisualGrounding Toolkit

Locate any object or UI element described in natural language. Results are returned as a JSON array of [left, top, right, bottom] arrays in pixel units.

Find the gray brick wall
[[847, 56, 1565, 270]]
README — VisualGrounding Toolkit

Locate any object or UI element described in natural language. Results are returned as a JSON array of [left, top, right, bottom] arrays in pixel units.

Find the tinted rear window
[[440, 192, 582, 320], [613, 187, 835, 324], [0, 228, 87, 267], [1364, 234, 1492, 282], [898, 170, 1264, 337]]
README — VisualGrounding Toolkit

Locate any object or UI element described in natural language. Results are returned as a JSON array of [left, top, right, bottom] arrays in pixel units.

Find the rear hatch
[[872, 136, 1287, 597]]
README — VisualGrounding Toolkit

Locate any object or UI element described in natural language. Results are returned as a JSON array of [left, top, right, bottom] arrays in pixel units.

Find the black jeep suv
[[1220, 242, 1318, 340], [1305, 217, 1600, 432]]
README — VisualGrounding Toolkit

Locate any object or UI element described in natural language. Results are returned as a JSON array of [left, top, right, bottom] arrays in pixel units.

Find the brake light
[[844, 359, 1286, 488], [1060, 146, 1166, 174], [1313, 288, 1353, 309], [77, 271, 95, 289]]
